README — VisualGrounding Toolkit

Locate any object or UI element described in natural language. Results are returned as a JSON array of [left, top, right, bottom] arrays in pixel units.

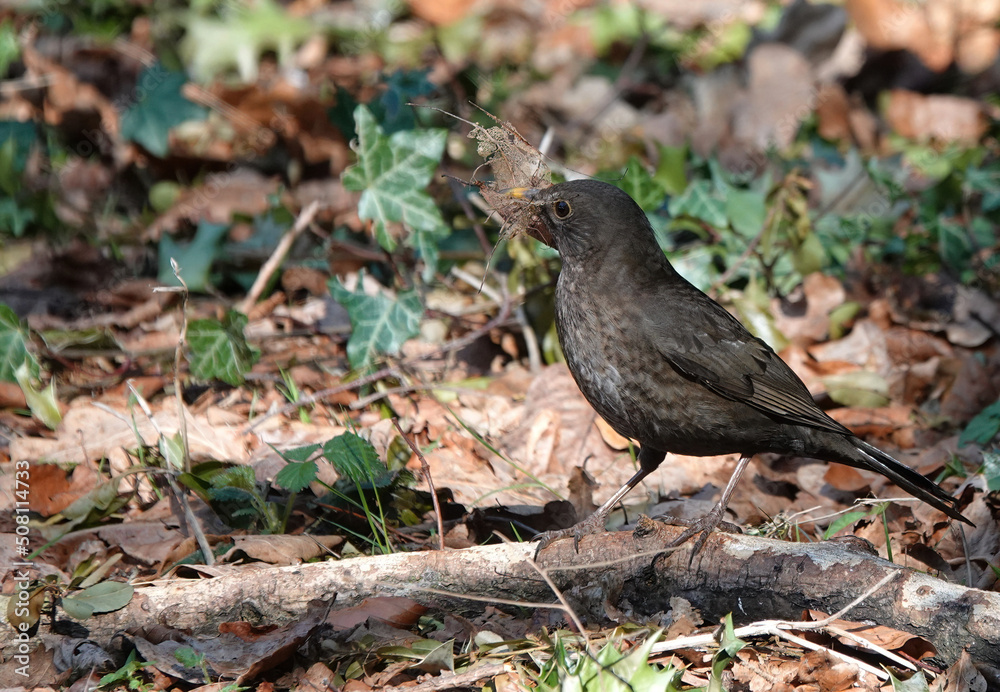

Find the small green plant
[[97, 650, 154, 691], [274, 431, 417, 553], [530, 630, 682, 692], [178, 462, 282, 534], [276, 368, 311, 424]]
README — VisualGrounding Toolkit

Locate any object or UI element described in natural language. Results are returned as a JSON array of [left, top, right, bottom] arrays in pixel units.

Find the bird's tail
[[853, 439, 972, 526]]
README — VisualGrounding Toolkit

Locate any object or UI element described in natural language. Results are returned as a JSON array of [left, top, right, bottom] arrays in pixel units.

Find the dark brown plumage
[[505, 180, 971, 550]]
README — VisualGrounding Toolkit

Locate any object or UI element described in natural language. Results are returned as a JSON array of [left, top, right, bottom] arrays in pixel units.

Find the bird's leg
[[658, 453, 753, 560], [533, 446, 666, 555]]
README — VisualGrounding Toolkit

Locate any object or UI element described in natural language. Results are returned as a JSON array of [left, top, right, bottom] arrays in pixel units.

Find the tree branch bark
[[8, 520, 997, 666]]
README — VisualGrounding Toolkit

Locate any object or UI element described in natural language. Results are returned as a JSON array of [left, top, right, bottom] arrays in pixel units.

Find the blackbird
[[504, 180, 971, 551]]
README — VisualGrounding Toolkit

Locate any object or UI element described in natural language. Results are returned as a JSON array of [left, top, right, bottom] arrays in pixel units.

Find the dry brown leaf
[[802, 610, 938, 660], [846, 0, 954, 71], [772, 273, 847, 346], [222, 535, 344, 565], [733, 43, 814, 151], [464, 109, 554, 244], [147, 169, 281, 238], [885, 90, 988, 144], [23, 461, 101, 517], [823, 464, 872, 493], [406, 0, 477, 25]]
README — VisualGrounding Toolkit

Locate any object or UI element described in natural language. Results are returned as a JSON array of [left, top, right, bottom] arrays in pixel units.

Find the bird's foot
[[532, 511, 608, 558], [652, 505, 742, 561]]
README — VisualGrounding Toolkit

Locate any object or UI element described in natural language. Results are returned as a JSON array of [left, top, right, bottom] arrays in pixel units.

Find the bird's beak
[[502, 187, 540, 201], [496, 186, 555, 247]]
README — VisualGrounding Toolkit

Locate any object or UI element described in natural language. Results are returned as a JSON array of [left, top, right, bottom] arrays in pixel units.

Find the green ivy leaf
[[959, 399, 1000, 447], [341, 105, 448, 276], [725, 188, 767, 239], [187, 310, 260, 386], [328, 274, 423, 370], [982, 451, 1000, 492], [668, 179, 728, 229], [616, 156, 666, 212], [120, 64, 208, 157], [0, 304, 38, 382]]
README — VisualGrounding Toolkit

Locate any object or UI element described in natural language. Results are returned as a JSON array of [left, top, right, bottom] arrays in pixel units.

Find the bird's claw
[[531, 512, 609, 559], [652, 506, 742, 563]]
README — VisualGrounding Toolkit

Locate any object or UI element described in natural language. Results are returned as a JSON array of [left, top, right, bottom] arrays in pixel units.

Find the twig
[[651, 571, 905, 680], [164, 259, 191, 473], [239, 201, 321, 314], [123, 383, 215, 567], [447, 175, 494, 257], [392, 418, 445, 551], [516, 303, 542, 372], [451, 265, 501, 303]]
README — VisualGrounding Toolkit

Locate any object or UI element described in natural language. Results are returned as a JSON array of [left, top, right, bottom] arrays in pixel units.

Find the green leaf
[[323, 432, 383, 483], [959, 399, 1000, 447], [187, 310, 260, 386], [791, 231, 826, 275], [0, 21, 20, 78], [159, 431, 186, 470], [328, 274, 423, 369], [823, 510, 868, 539], [379, 638, 455, 674], [341, 105, 448, 275], [982, 451, 1000, 492], [886, 668, 930, 691], [0, 304, 37, 382], [616, 156, 666, 212], [0, 120, 37, 180], [120, 64, 207, 157], [174, 646, 205, 668], [275, 460, 318, 493], [159, 221, 230, 291], [64, 581, 134, 617], [281, 443, 321, 462], [822, 371, 890, 409], [180, 0, 314, 82], [372, 69, 437, 135], [0, 197, 35, 236], [668, 179, 727, 228], [15, 360, 61, 429], [654, 143, 688, 195], [725, 188, 767, 239], [936, 219, 973, 276]]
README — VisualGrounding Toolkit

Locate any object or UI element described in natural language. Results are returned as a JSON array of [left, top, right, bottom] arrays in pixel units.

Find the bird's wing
[[647, 291, 852, 436]]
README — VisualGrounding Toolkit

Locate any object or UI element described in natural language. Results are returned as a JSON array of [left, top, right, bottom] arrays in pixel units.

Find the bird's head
[[503, 180, 661, 265]]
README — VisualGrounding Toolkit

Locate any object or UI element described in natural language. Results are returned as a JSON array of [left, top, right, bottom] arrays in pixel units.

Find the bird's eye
[[553, 200, 572, 219]]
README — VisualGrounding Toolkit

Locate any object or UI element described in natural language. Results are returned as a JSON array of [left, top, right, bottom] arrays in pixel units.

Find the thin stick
[[392, 418, 445, 551], [125, 382, 215, 567], [239, 201, 321, 314], [651, 571, 905, 679]]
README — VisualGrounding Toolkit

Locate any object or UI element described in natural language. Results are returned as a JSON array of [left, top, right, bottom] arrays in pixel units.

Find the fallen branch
[[8, 522, 996, 666]]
